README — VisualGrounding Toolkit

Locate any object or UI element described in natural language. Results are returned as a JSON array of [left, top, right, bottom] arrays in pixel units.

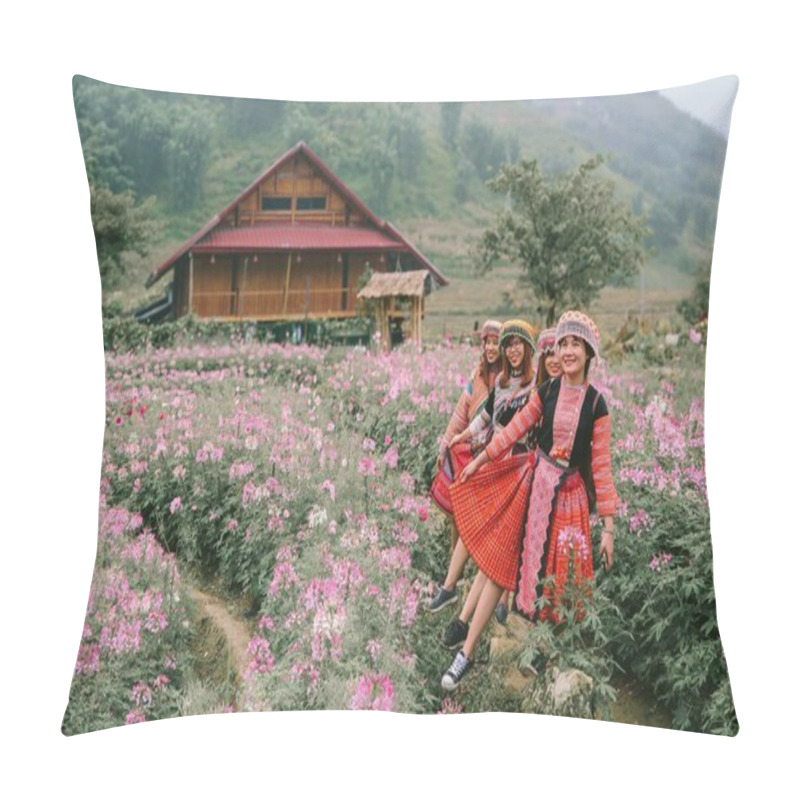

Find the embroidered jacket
[[486, 376, 618, 517], [440, 365, 495, 454], [467, 373, 535, 451]]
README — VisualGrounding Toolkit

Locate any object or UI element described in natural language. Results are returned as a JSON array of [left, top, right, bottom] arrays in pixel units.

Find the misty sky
[[660, 75, 738, 138]]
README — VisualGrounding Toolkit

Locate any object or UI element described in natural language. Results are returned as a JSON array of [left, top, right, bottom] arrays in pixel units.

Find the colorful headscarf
[[555, 311, 601, 357], [537, 327, 557, 355], [481, 319, 502, 342], [499, 319, 535, 351]]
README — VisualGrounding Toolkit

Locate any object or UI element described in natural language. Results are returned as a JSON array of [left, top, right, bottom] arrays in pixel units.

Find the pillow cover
[[63, 75, 738, 735]]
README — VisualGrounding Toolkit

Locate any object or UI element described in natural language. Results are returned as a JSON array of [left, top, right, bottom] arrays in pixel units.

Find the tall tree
[[89, 183, 159, 288], [477, 156, 649, 325], [439, 102, 463, 148]]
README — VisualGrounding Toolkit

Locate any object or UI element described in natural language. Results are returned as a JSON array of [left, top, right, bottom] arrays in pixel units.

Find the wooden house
[[144, 142, 447, 322]]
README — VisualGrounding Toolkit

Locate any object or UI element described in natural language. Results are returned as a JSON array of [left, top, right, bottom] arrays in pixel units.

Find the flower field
[[63, 330, 737, 735]]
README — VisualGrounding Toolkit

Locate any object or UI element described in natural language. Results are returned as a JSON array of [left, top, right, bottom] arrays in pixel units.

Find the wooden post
[[383, 299, 391, 353], [239, 256, 248, 317], [188, 252, 194, 316], [283, 253, 293, 314]]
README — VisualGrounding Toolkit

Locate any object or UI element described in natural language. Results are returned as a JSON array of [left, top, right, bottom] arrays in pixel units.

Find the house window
[[262, 196, 292, 211], [296, 196, 327, 211]]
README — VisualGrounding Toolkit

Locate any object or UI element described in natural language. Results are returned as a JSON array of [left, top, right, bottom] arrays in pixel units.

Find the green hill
[[73, 76, 728, 324]]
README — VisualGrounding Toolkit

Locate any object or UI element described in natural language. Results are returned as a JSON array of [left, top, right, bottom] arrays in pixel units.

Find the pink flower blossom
[[169, 496, 182, 514], [130, 682, 153, 706], [358, 457, 376, 477], [383, 447, 399, 469], [629, 509, 651, 534], [348, 673, 395, 711], [153, 674, 171, 691]]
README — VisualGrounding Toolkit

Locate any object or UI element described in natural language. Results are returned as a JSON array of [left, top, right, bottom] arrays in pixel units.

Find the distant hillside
[[73, 77, 729, 312]]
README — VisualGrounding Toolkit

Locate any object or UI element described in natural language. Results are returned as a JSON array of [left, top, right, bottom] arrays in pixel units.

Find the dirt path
[[188, 586, 253, 681]]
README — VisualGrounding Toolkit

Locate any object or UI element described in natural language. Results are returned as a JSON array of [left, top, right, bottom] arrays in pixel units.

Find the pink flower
[[689, 328, 702, 344], [169, 496, 182, 514], [130, 682, 153, 706], [348, 673, 395, 711], [245, 637, 276, 676], [153, 674, 171, 691], [629, 509, 651, 534], [358, 458, 376, 477], [383, 447, 399, 470]]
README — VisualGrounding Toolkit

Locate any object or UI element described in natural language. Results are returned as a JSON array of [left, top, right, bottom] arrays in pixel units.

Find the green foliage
[[677, 262, 711, 324], [221, 96, 286, 139], [90, 183, 160, 287], [62, 517, 192, 734], [477, 156, 650, 325], [74, 76, 217, 212], [598, 494, 738, 734], [102, 311, 374, 353], [461, 118, 519, 182], [439, 102, 463, 148]]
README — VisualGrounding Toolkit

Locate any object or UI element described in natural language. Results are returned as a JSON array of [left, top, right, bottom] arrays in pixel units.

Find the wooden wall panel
[[192, 256, 234, 317], [240, 256, 286, 316]]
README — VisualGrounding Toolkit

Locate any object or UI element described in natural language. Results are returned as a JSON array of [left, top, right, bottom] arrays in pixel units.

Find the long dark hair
[[535, 350, 558, 387], [479, 342, 501, 388]]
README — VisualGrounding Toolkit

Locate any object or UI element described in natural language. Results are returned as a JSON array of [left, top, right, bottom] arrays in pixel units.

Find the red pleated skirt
[[449, 451, 535, 590], [515, 455, 594, 622], [451, 445, 596, 619], [430, 441, 477, 517]]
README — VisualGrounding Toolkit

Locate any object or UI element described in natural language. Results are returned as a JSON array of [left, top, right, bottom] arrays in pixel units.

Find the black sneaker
[[442, 650, 472, 691], [442, 618, 469, 650], [429, 585, 458, 614], [495, 601, 508, 624]]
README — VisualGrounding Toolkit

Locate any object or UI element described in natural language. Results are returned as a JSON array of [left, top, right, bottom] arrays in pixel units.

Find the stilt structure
[[357, 270, 429, 352]]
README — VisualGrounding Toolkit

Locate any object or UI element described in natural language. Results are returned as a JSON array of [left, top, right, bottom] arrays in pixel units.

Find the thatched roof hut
[[357, 270, 429, 350]]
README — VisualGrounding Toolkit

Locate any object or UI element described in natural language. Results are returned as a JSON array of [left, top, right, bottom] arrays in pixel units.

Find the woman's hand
[[450, 429, 469, 446], [457, 459, 480, 484], [457, 452, 488, 485], [599, 526, 614, 572], [436, 448, 446, 471]]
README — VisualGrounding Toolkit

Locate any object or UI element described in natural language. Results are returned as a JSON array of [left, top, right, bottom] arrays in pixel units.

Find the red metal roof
[[145, 142, 447, 288], [192, 225, 405, 253]]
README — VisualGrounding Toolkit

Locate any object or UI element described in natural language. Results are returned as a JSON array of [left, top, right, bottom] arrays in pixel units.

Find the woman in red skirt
[[495, 326, 562, 623], [442, 311, 617, 690], [428, 320, 537, 617], [430, 319, 502, 521]]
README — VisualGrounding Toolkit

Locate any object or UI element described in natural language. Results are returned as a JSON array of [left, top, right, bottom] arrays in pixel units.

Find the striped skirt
[[516, 451, 593, 622], [450, 446, 595, 618], [449, 451, 535, 590], [430, 441, 480, 517]]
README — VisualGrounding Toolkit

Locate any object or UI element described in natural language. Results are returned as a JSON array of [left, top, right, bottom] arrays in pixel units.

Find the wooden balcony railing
[[190, 288, 361, 320]]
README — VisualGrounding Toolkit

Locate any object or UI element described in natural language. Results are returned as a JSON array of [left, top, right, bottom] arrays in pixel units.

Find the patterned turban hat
[[481, 319, 502, 342], [499, 319, 535, 351], [537, 327, 557, 355], [555, 311, 601, 358]]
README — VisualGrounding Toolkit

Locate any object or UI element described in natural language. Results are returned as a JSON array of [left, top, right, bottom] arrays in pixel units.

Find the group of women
[[429, 311, 618, 691]]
